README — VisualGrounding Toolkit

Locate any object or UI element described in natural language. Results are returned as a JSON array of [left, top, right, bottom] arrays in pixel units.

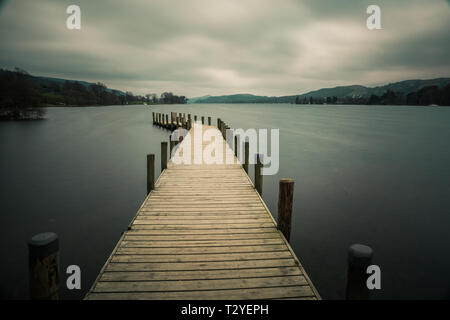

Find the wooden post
[[208, 116, 211, 125], [255, 154, 263, 195], [170, 140, 176, 158], [234, 135, 238, 157], [166, 114, 169, 127], [176, 116, 179, 127], [161, 142, 168, 171], [188, 114, 191, 122], [28, 232, 60, 300], [194, 115, 197, 122], [147, 154, 155, 194], [277, 178, 294, 241], [243, 141, 249, 173], [346, 244, 373, 300], [152, 112, 155, 124], [201, 116, 205, 124]]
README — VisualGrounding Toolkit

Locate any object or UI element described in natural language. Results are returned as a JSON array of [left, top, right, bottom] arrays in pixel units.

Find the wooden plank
[[105, 259, 296, 272], [111, 251, 292, 263], [120, 238, 284, 247], [115, 245, 288, 255], [87, 286, 315, 300], [93, 276, 307, 293], [124, 233, 280, 241], [130, 223, 276, 229], [99, 266, 302, 282]]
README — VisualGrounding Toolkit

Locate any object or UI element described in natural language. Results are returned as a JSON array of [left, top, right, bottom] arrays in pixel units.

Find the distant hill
[[189, 78, 450, 104]]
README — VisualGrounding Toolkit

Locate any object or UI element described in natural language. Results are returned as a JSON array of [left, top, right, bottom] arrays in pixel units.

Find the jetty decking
[[86, 120, 320, 300]]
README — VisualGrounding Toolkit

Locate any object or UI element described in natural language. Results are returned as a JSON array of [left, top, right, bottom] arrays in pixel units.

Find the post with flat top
[[277, 178, 294, 242], [243, 141, 249, 173], [346, 244, 373, 300], [234, 135, 238, 158], [161, 142, 168, 171], [152, 112, 155, 124], [201, 116, 205, 124], [147, 154, 155, 194], [208, 116, 211, 125], [255, 154, 263, 195], [28, 232, 60, 300]]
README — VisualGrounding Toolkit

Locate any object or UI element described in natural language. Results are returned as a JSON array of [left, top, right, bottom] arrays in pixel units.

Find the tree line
[[0, 68, 187, 120], [295, 85, 450, 106]]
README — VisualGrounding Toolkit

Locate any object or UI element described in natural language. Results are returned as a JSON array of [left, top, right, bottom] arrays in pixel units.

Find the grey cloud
[[0, 0, 449, 97]]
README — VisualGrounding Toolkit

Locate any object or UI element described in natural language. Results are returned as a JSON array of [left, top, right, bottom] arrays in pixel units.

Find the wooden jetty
[[85, 114, 320, 300]]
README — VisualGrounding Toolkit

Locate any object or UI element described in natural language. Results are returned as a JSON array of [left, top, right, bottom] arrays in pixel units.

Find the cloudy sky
[[1, 0, 449, 97]]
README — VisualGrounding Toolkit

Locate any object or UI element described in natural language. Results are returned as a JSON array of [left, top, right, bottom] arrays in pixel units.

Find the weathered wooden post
[[277, 178, 294, 241], [234, 135, 238, 157], [152, 112, 155, 124], [220, 122, 225, 138], [243, 141, 249, 173], [176, 116, 179, 127], [170, 139, 176, 157], [188, 114, 191, 122], [201, 116, 205, 124], [166, 114, 169, 127], [208, 116, 211, 125], [194, 115, 198, 122], [161, 142, 168, 171], [217, 118, 221, 128], [28, 232, 60, 300], [346, 244, 373, 300], [255, 154, 263, 195], [147, 154, 155, 194]]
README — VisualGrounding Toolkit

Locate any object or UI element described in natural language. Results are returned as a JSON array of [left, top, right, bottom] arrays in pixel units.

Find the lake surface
[[1, 104, 449, 299]]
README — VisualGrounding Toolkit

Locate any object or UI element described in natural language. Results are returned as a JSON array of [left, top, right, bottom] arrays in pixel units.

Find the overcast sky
[[1, 0, 449, 97]]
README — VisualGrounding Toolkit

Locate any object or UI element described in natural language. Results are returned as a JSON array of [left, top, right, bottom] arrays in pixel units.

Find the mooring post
[[152, 112, 155, 124], [166, 114, 169, 127], [243, 141, 249, 173], [277, 178, 294, 241], [194, 115, 197, 122], [201, 116, 205, 125], [147, 154, 155, 194], [234, 135, 238, 158], [346, 244, 373, 300], [176, 116, 179, 127], [255, 154, 263, 195], [170, 140, 176, 158], [208, 116, 211, 125], [161, 142, 168, 171], [217, 118, 221, 128], [28, 232, 60, 300]]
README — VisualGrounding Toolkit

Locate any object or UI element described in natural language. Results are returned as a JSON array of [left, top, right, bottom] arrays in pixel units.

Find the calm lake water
[[1, 104, 449, 299]]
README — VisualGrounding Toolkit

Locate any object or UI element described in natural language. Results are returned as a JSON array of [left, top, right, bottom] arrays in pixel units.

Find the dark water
[[1, 104, 449, 299]]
